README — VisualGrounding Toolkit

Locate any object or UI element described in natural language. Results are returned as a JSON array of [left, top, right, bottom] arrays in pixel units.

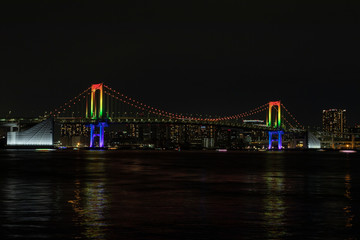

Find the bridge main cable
[[280, 103, 304, 129], [103, 84, 268, 122], [49, 86, 91, 117]]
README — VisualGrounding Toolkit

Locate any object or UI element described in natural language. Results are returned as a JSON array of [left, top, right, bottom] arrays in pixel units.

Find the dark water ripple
[[0, 150, 360, 239]]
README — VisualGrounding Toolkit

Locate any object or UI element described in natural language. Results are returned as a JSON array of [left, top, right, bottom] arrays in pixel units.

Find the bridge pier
[[89, 122, 108, 148], [87, 83, 109, 149], [268, 130, 284, 150], [266, 101, 284, 150]]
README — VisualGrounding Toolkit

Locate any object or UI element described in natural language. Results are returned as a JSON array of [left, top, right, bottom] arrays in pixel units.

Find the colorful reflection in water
[[68, 160, 108, 240], [1, 151, 360, 240], [263, 161, 287, 239]]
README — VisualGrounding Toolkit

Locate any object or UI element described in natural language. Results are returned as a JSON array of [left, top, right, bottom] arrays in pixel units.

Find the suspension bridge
[[3, 83, 306, 149]]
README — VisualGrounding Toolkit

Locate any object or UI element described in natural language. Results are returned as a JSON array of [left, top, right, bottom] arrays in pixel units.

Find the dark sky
[[0, 1, 359, 126]]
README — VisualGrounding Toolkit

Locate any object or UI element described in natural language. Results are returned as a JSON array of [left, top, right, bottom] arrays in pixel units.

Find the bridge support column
[[89, 121, 108, 148], [87, 83, 109, 149], [90, 124, 95, 147], [268, 130, 284, 150]]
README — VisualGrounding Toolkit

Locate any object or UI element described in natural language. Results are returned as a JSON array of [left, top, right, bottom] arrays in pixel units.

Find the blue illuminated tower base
[[89, 122, 108, 148], [268, 130, 284, 150]]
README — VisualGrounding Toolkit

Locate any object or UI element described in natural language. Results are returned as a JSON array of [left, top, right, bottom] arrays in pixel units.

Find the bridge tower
[[88, 83, 108, 148], [267, 101, 283, 150]]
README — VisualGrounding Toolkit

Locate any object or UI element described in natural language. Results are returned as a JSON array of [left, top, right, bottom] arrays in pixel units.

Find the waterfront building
[[7, 118, 53, 147], [60, 123, 89, 147], [61, 123, 89, 137], [322, 109, 346, 136]]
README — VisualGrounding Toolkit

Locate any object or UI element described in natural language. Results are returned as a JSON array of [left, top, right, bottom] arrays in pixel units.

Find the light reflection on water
[[263, 159, 287, 239], [0, 151, 360, 239], [68, 160, 108, 240]]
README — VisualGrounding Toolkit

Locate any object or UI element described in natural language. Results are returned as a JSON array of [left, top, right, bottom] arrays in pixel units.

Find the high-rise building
[[322, 109, 346, 135]]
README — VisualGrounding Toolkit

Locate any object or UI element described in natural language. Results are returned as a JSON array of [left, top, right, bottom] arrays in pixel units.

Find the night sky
[[0, 1, 359, 126]]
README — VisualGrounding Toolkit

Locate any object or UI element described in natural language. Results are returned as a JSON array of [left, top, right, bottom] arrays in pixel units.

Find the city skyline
[[1, 2, 360, 126]]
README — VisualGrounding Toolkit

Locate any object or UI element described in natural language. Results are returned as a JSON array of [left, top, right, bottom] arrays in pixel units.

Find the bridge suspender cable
[[280, 103, 304, 129], [103, 84, 268, 122]]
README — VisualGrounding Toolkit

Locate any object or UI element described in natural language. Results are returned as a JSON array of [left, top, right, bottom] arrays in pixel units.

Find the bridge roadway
[[0, 117, 304, 133]]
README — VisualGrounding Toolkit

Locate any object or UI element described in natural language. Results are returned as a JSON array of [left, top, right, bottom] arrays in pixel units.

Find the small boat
[[216, 149, 227, 152], [339, 150, 357, 153]]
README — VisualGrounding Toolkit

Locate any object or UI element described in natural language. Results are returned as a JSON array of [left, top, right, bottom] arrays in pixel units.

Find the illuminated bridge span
[[39, 83, 304, 149]]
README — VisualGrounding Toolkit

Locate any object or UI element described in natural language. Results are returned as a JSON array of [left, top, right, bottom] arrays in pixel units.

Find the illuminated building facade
[[105, 123, 266, 150], [7, 118, 53, 146], [322, 109, 346, 136], [61, 124, 89, 136], [60, 123, 89, 147]]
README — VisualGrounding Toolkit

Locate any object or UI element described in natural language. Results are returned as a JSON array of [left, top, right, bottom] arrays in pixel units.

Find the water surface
[[0, 150, 359, 239]]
